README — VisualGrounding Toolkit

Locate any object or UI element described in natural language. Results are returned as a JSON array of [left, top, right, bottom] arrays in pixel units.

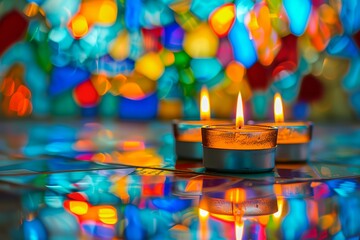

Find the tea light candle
[[255, 93, 313, 162], [201, 92, 278, 173], [173, 86, 230, 160]]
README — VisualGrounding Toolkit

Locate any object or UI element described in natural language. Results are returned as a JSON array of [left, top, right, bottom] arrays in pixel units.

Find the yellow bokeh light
[[98, 206, 118, 225], [91, 74, 112, 96], [24, 2, 39, 17], [98, 1, 117, 24], [159, 49, 175, 66], [109, 31, 130, 60], [274, 92, 284, 123], [119, 82, 145, 100], [209, 4, 235, 37], [225, 61, 245, 83], [71, 14, 89, 38], [80, 0, 117, 25], [135, 52, 165, 81], [69, 201, 89, 215], [122, 141, 145, 151]]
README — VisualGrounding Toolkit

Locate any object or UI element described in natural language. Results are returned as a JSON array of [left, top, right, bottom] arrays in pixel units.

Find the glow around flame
[[274, 92, 284, 123], [235, 92, 244, 129], [200, 85, 211, 120]]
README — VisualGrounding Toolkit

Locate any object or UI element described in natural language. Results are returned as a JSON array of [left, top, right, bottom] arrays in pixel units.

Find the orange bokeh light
[[225, 61, 245, 83], [1, 77, 16, 96], [80, 0, 117, 25], [0, 65, 33, 117], [91, 73, 112, 96], [98, 1, 117, 24]]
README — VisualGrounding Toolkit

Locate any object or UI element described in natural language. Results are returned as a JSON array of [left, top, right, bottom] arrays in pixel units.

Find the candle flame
[[274, 92, 284, 123], [200, 85, 210, 120], [235, 92, 244, 129]]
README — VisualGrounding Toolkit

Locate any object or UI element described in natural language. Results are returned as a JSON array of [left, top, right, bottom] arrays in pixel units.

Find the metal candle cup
[[201, 124, 278, 173], [173, 119, 230, 160], [261, 93, 314, 162], [257, 121, 313, 162]]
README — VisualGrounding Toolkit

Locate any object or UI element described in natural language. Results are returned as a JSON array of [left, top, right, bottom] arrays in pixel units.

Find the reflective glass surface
[[0, 121, 360, 239]]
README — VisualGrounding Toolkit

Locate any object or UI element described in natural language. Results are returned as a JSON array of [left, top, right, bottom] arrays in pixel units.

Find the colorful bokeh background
[[1, 0, 360, 121]]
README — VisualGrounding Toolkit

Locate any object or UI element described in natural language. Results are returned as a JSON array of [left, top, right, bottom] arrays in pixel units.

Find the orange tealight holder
[[201, 92, 278, 173], [173, 86, 230, 160], [252, 93, 313, 162]]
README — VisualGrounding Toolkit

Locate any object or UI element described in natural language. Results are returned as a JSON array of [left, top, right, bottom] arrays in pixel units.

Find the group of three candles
[[173, 87, 313, 173]]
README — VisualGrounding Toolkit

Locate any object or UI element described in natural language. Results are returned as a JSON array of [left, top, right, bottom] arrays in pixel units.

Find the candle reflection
[[235, 218, 244, 240], [199, 208, 209, 240]]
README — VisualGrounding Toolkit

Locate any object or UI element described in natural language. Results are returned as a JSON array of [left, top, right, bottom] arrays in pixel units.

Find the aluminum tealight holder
[[173, 119, 230, 160], [201, 124, 278, 173], [257, 121, 313, 162]]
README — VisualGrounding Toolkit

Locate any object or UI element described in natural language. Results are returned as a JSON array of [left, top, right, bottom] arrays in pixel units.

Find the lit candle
[[173, 86, 230, 160], [256, 93, 313, 162], [201, 92, 278, 173]]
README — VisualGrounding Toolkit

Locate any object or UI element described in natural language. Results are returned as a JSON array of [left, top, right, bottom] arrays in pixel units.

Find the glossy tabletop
[[0, 120, 359, 239]]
